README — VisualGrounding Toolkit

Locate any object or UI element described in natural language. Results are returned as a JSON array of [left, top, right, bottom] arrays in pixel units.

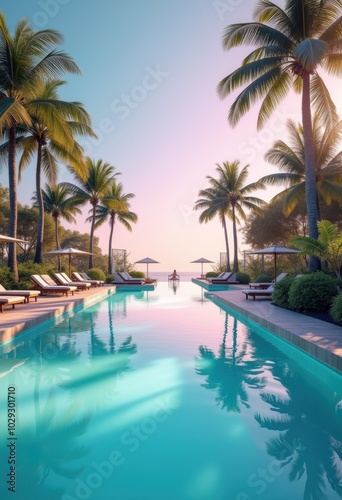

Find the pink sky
[[2, 1, 342, 271]]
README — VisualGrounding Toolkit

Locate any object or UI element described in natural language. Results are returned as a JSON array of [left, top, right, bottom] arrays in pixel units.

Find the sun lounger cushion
[[0, 295, 26, 312]]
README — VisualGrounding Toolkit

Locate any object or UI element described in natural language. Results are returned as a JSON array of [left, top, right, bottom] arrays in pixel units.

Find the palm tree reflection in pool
[[195, 313, 266, 412]]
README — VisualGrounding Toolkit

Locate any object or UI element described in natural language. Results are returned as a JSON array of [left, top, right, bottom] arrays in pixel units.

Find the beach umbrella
[[45, 247, 94, 277], [134, 257, 159, 278], [247, 245, 299, 282], [0, 234, 27, 243], [190, 257, 214, 277]]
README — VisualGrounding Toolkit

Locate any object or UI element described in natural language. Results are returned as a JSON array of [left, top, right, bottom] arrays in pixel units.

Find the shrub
[[206, 271, 219, 278], [330, 294, 342, 324], [272, 275, 296, 309], [18, 262, 55, 289], [129, 270, 145, 279], [0, 266, 15, 289], [236, 272, 250, 284], [255, 273, 273, 283], [87, 268, 106, 281], [288, 272, 338, 312]]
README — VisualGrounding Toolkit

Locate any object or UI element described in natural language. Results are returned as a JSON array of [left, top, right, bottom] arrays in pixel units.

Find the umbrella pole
[[274, 254, 277, 283], [69, 255, 71, 278]]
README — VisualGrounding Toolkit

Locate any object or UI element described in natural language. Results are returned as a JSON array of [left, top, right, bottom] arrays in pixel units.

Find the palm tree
[[12, 79, 95, 263], [89, 182, 137, 274], [210, 161, 265, 272], [62, 158, 120, 268], [35, 184, 83, 270], [194, 186, 233, 272], [217, 0, 342, 271], [260, 116, 342, 219], [0, 14, 81, 281]]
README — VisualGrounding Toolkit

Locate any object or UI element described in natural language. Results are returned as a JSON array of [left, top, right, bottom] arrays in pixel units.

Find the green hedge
[[87, 268, 106, 281], [236, 272, 250, 284], [255, 273, 273, 283], [272, 276, 296, 309], [288, 272, 338, 312]]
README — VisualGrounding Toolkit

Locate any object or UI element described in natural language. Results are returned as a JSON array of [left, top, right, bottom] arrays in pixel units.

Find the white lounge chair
[[54, 273, 91, 290], [71, 272, 101, 287], [248, 272, 288, 289], [0, 295, 26, 313], [241, 284, 275, 300], [0, 283, 40, 303]]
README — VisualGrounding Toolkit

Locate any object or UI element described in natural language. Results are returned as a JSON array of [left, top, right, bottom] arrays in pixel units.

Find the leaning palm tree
[[14, 79, 95, 263], [210, 161, 266, 272], [89, 182, 137, 274], [0, 14, 81, 281], [260, 116, 342, 219], [62, 158, 120, 268], [217, 0, 342, 271], [194, 185, 233, 272], [33, 184, 83, 270]]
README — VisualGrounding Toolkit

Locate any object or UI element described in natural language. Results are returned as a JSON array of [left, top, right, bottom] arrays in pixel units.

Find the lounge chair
[[0, 283, 40, 303], [80, 272, 104, 286], [118, 272, 145, 284], [208, 272, 238, 284], [30, 275, 77, 297], [71, 272, 101, 287], [241, 284, 275, 300], [53, 273, 91, 291], [112, 273, 145, 285], [0, 295, 26, 313], [248, 272, 288, 289]]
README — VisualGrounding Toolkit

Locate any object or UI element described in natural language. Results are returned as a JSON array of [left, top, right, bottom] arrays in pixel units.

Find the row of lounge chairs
[[207, 272, 239, 284], [112, 272, 145, 285], [0, 271, 106, 313]]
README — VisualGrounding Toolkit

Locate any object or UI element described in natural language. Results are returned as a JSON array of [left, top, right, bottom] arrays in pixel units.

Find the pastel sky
[[1, 1, 342, 272]]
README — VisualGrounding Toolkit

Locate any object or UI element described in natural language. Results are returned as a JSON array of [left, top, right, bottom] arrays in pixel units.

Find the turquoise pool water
[[0, 281, 341, 500]]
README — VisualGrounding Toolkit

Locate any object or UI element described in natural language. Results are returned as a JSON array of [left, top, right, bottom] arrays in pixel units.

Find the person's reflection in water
[[169, 279, 179, 294]]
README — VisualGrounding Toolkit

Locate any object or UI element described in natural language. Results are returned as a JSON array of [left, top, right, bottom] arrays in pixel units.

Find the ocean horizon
[[139, 271, 200, 281]]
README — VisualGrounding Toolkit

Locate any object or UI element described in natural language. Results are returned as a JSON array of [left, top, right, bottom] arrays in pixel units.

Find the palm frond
[[310, 73, 338, 130], [222, 22, 293, 51]]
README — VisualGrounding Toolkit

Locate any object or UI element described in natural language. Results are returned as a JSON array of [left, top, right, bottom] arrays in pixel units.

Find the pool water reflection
[[0, 282, 341, 500]]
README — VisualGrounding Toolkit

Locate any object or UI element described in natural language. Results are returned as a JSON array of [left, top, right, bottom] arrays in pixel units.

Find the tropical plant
[[260, 116, 342, 218], [35, 184, 83, 270], [206, 161, 266, 271], [0, 14, 81, 280], [217, 0, 342, 271], [89, 182, 137, 274], [194, 185, 232, 272], [62, 158, 120, 268], [15, 79, 95, 263], [291, 219, 342, 277]]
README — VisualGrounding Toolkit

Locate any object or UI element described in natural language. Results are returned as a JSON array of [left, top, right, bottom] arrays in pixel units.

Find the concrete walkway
[[0, 285, 116, 344], [210, 286, 342, 373]]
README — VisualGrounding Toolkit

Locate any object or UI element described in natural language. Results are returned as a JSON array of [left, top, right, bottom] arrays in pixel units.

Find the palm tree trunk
[[8, 126, 18, 282], [89, 205, 96, 268], [302, 71, 319, 272], [54, 216, 61, 270], [222, 215, 231, 272], [34, 144, 44, 263], [232, 206, 239, 272], [108, 214, 115, 275]]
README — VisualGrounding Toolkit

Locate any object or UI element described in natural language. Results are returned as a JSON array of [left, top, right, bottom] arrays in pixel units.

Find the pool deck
[[0, 285, 116, 344], [209, 286, 342, 373]]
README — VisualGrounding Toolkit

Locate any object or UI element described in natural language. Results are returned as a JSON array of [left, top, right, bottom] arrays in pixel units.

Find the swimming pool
[[0, 281, 341, 500]]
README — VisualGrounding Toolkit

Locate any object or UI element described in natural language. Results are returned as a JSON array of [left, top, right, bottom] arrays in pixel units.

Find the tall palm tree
[[89, 182, 137, 274], [260, 116, 342, 219], [217, 0, 342, 271], [36, 184, 83, 270], [210, 161, 265, 272], [194, 186, 233, 272], [62, 158, 120, 268], [0, 14, 81, 281], [13, 80, 95, 263]]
